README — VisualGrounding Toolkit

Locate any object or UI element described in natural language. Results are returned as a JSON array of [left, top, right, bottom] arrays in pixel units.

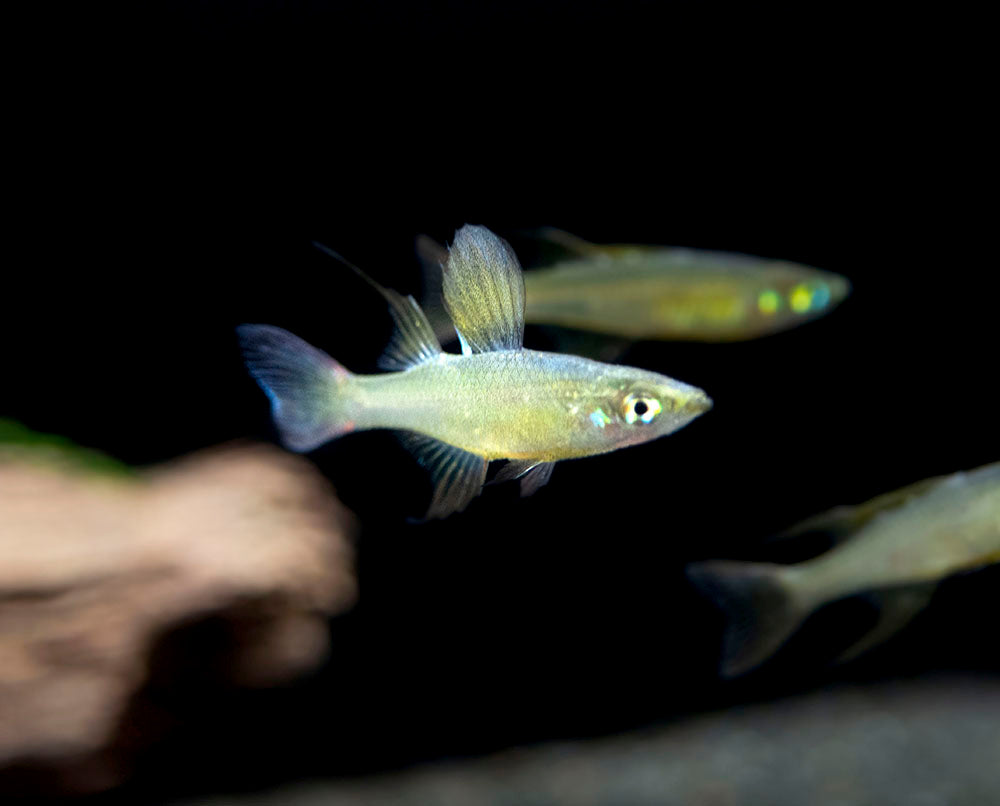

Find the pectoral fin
[[442, 225, 525, 353], [492, 459, 556, 497], [399, 432, 488, 520], [837, 584, 937, 663], [519, 462, 555, 496]]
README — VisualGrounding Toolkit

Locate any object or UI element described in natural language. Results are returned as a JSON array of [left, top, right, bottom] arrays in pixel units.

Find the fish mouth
[[683, 391, 713, 416], [817, 271, 852, 305], [831, 274, 852, 303]]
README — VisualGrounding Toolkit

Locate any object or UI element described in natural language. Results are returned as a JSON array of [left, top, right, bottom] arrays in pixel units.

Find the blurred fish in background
[[239, 225, 711, 520], [418, 227, 850, 347], [688, 462, 1000, 677]]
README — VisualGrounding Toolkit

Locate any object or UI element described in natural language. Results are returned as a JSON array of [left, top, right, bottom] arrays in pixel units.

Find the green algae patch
[[0, 418, 135, 478]]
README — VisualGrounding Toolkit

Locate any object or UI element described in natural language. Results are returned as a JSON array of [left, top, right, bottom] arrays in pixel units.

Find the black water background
[[4, 3, 995, 802]]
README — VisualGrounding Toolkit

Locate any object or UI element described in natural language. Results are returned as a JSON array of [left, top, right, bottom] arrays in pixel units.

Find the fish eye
[[623, 393, 662, 425]]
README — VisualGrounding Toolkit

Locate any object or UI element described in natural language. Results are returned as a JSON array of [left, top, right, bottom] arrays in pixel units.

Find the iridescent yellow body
[[240, 225, 711, 518], [340, 350, 708, 462], [521, 235, 851, 341]]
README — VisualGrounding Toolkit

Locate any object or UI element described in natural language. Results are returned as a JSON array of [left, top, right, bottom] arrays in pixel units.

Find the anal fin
[[837, 584, 937, 663], [399, 433, 488, 520]]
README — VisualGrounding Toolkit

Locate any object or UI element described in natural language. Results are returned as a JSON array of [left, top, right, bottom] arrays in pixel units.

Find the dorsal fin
[[519, 226, 651, 267], [529, 226, 603, 256], [313, 241, 442, 370], [777, 473, 950, 545], [442, 225, 525, 353], [414, 234, 458, 345]]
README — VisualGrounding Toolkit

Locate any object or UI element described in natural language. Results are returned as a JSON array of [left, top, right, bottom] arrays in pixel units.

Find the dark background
[[6, 2, 996, 802]]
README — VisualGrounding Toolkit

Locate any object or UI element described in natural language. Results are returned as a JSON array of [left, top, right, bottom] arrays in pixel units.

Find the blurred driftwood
[[0, 441, 356, 793]]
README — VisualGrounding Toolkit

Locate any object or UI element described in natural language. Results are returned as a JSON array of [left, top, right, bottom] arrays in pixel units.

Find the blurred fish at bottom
[[418, 227, 850, 344], [688, 462, 1000, 677]]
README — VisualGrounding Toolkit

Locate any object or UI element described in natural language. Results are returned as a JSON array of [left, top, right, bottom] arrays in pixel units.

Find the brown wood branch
[[0, 442, 357, 793]]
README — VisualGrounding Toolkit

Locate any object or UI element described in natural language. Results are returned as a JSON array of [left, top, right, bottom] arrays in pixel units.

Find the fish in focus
[[238, 225, 712, 519], [687, 462, 1000, 676], [418, 227, 850, 343]]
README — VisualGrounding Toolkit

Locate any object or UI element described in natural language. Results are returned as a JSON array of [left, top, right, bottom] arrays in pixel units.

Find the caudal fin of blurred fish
[[686, 560, 810, 677], [237, 324, 356, 452]]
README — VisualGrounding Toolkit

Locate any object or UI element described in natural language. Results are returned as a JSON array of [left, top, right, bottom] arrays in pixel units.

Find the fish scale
[[350, 349, 704, 461]]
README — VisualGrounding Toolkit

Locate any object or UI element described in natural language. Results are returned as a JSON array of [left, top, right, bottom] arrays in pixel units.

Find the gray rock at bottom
[[184, 674, 999, 806]]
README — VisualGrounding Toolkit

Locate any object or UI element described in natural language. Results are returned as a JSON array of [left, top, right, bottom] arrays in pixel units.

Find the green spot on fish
[[757, 289, 781, 315]]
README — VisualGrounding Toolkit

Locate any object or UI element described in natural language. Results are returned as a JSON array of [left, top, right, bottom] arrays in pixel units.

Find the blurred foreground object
[[177, 675, 999, 806], [418, 227, 850, 343], [0, 430, 357, 794], [688, 461, 1000, 676]]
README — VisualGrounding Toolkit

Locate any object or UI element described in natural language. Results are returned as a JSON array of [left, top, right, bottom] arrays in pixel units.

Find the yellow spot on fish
[[789, 284, 814, 313], [757, 289, 781, 315]]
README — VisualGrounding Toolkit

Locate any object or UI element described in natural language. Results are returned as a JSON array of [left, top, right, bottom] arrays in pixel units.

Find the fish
[[238, 225, 712, 520], [687, 462, 1000, 676], [417, 227, 850, 343]]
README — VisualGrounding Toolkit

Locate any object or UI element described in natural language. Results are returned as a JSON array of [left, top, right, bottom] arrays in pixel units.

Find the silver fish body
[[795, 464, 1000, 598], [688, 462, 1000, 676], [342, 349, 709, 462], [239, 225, 711, 518], [523, 248, 851, 340]]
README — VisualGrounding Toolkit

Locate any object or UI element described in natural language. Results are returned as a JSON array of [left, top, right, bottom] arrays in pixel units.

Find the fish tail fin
[[686, 560, 810, 677], [237, 324, 357, 452]]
